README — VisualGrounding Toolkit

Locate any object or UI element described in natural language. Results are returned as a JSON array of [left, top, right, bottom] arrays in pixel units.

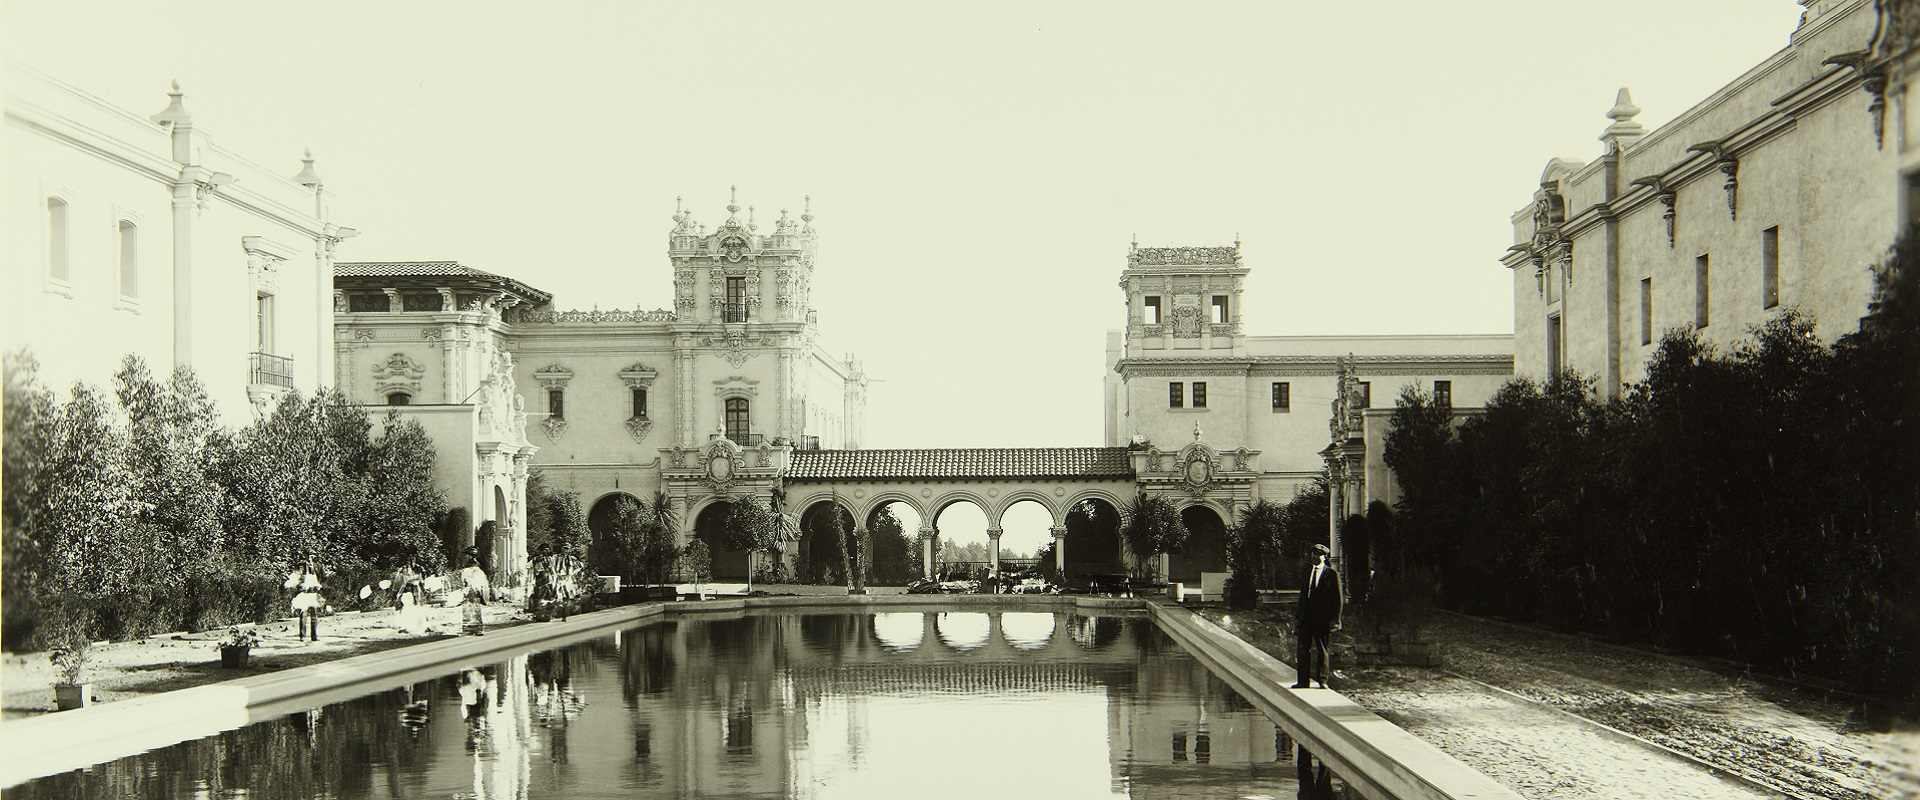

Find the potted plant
[[49, 641, 90, 711], [219, 626, 260, 669]]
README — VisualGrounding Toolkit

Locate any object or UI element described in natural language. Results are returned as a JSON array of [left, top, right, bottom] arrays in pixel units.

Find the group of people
[[274, 542, 587, 641]]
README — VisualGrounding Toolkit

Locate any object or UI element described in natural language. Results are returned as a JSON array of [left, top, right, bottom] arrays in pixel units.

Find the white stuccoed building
[[3, 65, 356, 425]]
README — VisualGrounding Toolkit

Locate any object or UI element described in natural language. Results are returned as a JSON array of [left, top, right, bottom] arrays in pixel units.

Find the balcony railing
[[724, 431, 765, 447], [250, 351, 294, 388]]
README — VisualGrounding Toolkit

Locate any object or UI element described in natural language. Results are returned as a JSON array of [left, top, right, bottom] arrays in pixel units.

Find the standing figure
[[528, 544, 556, 622], [459, 547, 491, 636], [1291, 544, 1343, 689], [286, 557, 325, 642]]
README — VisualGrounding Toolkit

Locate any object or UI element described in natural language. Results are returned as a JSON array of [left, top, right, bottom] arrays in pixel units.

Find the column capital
[[1049, 525, 1068, 537], [985, 527, 1004, 540]]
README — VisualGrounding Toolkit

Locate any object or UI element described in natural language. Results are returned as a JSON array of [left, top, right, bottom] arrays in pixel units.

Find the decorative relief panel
[[1169, 306, 1204, 337], [700, 329, 763, 368], [1129, 246, 1238, 265], [371, 353, 425, 399]]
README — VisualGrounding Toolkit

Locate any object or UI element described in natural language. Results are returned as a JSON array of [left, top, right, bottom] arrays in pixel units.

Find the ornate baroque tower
[[1118, 240, 1249, 357], [665, 189, 822, 448]]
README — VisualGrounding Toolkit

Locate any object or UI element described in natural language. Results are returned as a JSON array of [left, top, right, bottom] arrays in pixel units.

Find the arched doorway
[[797, 501, 853, 585], [1063, 499, 1123, 579], [932, 501, 990, 583], [694, 501, 749, 581], [586, 492, 641, 576], [1169, 505, 1228, 583]]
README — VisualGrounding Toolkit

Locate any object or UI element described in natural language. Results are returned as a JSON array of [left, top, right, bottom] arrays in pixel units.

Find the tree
[[1119, 494, 1188, 582], [1226, 500, 1287, 608], [721, 497, 781, 592], [634, 491, 681, 586], [867, 506, 916, 585], [680, 539, 712, 588]]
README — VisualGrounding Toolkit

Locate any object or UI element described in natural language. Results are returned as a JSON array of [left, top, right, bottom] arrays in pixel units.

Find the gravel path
[[1200, 608, 1919, 800]]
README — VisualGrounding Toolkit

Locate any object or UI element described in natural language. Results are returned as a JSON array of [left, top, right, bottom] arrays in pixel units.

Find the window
[[1172, 733, 1187, 762], [1272, 381, 1290, 411], [1695, 255, 1710, 328], [46, 198, 69, 283], [725, 397, 750, 443], [1194, 731, 1211, 765], [348, 293, 388, 312], [1433, 380, 1452, 409], [1762, 227, 1780, 310], [387, 392, 411, 406], [116, 220, 137, 299], [548, 389, 565, 420], [1641, 278, 1653, 346], [1209, 295, 1228, 324], [632, 388, 648, 418], [1192, 382, 1207, 408], [1144, 296, 1162, 325], [256, 293, 276, 353], [402, 292, 442, 312], [1547, 314, 1564, 374], [1168, 382, 1183, 408], [725, 276, 747, 323], [1357, 381, 1371, 409]]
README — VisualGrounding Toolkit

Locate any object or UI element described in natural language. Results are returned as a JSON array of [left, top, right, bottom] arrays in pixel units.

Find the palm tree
[[1119, 494, 1189, 583]]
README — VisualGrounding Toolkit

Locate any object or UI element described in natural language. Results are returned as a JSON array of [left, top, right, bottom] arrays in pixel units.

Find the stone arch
[[586, 491, 642, 575], [935, 612, 990, 652], [929, 493, 993, 582], [854, 490, 927, 526], [692, 499, 748, 581], [1062, 496, 1125, 579], [796, 499, 854, 585], [864, 500, 920, 585], [990, 489, 1062, 526], [1169, 503, 1230, 583]]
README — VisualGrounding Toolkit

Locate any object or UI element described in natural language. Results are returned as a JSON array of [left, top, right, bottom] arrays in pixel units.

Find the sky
[[5, 0, 1809, 549]]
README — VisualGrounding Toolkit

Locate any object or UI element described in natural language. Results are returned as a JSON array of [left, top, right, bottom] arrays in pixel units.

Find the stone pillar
[[1328, 475, 1344, 563], [675, 336, 696, 447], [919, 526, 937, 579], [510, 450, 532, 580], [1050, 524, 1068, 576], [851, 526, 870, 594], [986, 527, 1003, 592]]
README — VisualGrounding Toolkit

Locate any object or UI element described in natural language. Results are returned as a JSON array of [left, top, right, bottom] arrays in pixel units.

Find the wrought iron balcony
[[725, 431, 765, 447], [250, 351, 294, 388]]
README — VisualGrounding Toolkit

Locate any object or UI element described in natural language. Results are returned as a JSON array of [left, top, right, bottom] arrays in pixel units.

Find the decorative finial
[[673, 196, 684, 223], [293, 147, 321, 188], [727, 186, 740, 218], [1235, 232, 1241, 248], [1193, 421, 1203, 442], [801, 195, 814, 225], [1601, 87, 1645, 144], [749, 206, 756, 228], [150, 79, 191, 126]]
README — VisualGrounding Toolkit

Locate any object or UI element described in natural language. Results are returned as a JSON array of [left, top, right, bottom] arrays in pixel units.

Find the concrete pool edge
[[2, 595, 1519, 799], [1148, 602, 1523, 800]]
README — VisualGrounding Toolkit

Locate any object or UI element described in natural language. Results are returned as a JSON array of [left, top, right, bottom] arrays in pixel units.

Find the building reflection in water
[[11, 611, 1351, 799]]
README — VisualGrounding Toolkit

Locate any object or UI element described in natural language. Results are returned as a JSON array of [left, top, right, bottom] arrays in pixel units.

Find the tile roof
[[335, 261, 491, 278], [333, 261, 552, 304], [787, 448, 1134, 481]]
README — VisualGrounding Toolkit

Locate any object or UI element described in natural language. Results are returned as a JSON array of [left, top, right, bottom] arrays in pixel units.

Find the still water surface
[[18, 611, 1352, 799]]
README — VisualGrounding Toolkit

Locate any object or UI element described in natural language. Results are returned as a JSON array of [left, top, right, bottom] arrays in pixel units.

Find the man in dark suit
[[1292, 543, 1343, 689]]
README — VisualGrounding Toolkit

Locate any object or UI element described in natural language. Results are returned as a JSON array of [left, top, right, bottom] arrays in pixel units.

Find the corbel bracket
[[1687, 140, 1739, 220], [1631, 176, 1677, 248], [1825, 50, 1890, 149]]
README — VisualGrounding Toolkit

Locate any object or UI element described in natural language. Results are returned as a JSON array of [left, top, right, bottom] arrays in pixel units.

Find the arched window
[[632, 387, 648, 418], [46, 198, 69, 283], [548, 389, 565, 420], [725, 397, 749, 444], [117, 220, 138, 299], [387, 392, 412, 406]]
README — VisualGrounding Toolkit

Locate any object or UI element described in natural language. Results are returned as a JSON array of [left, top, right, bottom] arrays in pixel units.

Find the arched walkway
[[797, 501, 853, 585]]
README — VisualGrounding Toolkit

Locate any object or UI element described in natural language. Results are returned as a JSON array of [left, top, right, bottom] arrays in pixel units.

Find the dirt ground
[[1200, 607, 1919, 800]]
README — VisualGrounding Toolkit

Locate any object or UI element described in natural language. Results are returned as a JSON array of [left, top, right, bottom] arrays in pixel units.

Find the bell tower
[[1118, 239, 1249, 357], [667, 188, 817, 326]]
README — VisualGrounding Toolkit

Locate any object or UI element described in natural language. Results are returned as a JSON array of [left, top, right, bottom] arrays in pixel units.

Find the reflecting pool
[[14, 610, 1353, 799]]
